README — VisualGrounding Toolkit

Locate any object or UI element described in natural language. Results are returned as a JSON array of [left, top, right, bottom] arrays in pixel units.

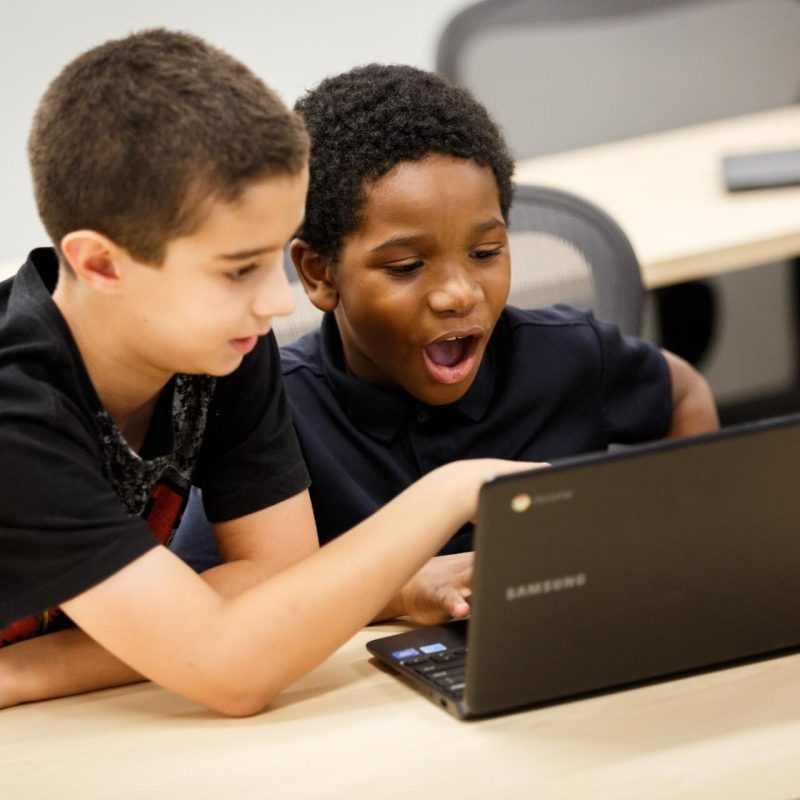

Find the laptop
[[367, 414, 800, 719]]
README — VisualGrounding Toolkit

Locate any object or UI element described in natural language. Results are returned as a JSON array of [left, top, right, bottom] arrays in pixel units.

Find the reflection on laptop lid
[[367, 415, 800, 720]]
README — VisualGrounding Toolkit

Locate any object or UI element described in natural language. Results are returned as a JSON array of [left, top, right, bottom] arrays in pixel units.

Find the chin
[[208, 362, 244, 377], [188, 354, 244, 378], [417, 380, 474, 406]]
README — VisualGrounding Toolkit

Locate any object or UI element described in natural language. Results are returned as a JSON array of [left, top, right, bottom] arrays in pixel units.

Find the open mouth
[[423, 333, 480, 385], [425, 336, 473, 367]]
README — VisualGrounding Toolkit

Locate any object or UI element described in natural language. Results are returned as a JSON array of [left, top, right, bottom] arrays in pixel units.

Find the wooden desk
[[515, 106, 800, 290], [3, 622, 800, 799]]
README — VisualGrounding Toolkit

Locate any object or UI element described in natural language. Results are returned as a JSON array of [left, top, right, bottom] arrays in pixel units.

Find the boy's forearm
[[0, 628, 142, 709], [4, 536, 366, 709], [3, 518, 424, 708], [1, 555, 288, 708], [4, 552, 411, 707], [61, 460, 524, 716], [374, 593, 408, 622]]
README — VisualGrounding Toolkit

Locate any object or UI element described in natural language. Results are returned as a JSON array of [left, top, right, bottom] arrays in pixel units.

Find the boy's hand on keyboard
[[399, 552, 474, 625]]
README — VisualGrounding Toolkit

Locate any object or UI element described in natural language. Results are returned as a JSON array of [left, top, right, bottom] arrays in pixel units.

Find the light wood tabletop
[[3, 621, 800, 799], [515, 105, 800, 290]]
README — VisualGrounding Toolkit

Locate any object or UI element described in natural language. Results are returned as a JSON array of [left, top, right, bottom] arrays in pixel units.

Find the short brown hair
[[29, 28, 309, 265]]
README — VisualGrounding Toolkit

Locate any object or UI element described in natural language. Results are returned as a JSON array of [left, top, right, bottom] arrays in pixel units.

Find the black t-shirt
[[0, 249, 309, 643], [280, 306, 671, 554]]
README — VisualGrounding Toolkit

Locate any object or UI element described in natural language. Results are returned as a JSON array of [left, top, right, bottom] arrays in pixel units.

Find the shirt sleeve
[[0, 392, 158, 628], [590, 314, 673, 444], [192, 332, 310, 523]]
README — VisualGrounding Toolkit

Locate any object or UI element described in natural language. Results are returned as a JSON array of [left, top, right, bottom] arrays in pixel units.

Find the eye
[[470, 247, 503, 262], [385, 260, 424, 277], [225, 263, 258, 282]]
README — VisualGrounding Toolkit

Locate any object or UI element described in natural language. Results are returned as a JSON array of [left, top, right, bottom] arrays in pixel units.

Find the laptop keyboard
[[400, 647, 468, 700]]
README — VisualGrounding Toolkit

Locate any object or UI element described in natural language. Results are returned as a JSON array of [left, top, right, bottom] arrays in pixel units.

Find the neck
[[53, 273, 169, 449]]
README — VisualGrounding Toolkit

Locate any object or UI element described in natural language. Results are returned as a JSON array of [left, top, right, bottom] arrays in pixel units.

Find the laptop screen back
[[465, 416, 800, 716]]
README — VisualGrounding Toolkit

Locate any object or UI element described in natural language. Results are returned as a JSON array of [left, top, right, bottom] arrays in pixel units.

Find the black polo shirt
[[281, 305, 671, 555]]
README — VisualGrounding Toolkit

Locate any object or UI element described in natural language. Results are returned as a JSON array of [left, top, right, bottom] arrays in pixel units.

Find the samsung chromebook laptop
[[367, 414, 800, 720]]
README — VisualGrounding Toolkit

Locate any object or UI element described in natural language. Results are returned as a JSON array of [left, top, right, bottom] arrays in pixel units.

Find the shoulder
[[499, 304, 655, 351], [497, 304, 602, 349], [1, 250, 60, 345], [279, 328, 325, 379], [1, 251, 97, 427], [496, 304, 663, 375], [501, 303, 597, 330]]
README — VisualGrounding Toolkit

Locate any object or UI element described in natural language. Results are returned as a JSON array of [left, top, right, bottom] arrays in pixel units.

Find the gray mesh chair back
[[507, 184, 643, 334], [437, 0, 800, 159], [273, 184, 644, 344]]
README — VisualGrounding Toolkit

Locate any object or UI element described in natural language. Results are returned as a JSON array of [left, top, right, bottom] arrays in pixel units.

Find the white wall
[[0, 0, 470, 273]]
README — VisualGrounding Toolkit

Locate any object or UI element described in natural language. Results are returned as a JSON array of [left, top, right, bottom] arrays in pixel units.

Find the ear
[[60, 230, 125, 293], [290, 239, 340, 312]]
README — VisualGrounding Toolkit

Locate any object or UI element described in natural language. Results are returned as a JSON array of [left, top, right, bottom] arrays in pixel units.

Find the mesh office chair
[[437, 0, 800, 160], [506, 183, 643, 334], [271, 183, 644, 346]]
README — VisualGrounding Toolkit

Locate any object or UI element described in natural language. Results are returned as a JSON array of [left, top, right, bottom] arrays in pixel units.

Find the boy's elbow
[[669, 373, 719, 438], [661, 350, 719, 438], [208, 690, 274, 718], [195, 674, 278, 717], [182, 651, 283, 717]]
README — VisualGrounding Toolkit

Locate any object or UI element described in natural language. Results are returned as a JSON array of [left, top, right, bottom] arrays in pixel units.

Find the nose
[[426, 264, 484, 315], [250, 257, 295, 321]]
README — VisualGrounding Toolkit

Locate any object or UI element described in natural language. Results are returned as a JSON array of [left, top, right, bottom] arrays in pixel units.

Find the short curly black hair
[[294, 64, 515, 263]]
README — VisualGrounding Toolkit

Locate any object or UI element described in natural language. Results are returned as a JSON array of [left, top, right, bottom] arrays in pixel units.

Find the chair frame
[[509, 183, 643, 335], [438, 0, 748, 81]]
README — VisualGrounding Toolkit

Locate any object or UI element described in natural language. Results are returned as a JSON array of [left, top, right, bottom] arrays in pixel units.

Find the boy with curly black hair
[[0, 36, 531, 715], [175, 63, 718, 625]]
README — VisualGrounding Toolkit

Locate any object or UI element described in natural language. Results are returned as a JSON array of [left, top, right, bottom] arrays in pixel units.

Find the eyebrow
[[472, 218, 506, 234], [370, 234, 428, 255], [369, 218, 506, 255], [216, 246, 276, 261]]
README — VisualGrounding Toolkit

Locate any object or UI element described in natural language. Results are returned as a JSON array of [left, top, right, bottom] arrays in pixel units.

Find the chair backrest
[[437, 0, 800, 159], [272, 183, 644, 345], [507, 184, 643, 334]]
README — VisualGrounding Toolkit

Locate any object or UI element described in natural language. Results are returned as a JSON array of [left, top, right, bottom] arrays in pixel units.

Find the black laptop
[[367, 415, 800, 719]]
